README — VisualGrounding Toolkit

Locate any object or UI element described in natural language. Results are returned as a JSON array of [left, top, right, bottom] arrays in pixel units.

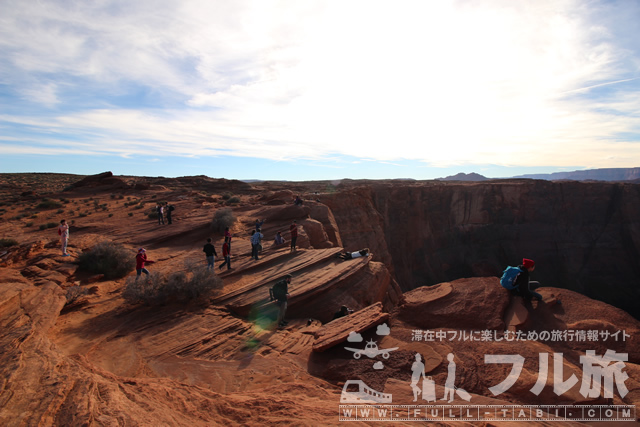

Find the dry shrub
[[123, 262, 223, 306], [77, 241, 135, 279], [211, 207, 236, 233]]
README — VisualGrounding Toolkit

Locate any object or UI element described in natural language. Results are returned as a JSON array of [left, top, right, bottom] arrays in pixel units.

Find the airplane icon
[[345, 339, 399, 359]]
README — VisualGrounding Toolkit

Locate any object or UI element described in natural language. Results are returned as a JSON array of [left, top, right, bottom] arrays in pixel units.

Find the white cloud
[[1, 0, 639, 170]]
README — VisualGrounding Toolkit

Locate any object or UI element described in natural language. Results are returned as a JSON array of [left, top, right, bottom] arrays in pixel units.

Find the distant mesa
[[437, 172, 488, 181], [514, 167, 640, 182], [65, 171, 130, 190]]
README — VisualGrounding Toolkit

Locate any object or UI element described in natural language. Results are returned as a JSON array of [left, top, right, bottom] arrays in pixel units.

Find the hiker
[[156, 204, 164, 225], [274, 231, 286, 246], [337, 248, 370, 260], [332, 305, 354, 320], [294, 195, 303, 206], [224, 227, 233, 252], [512, 258, 543, 302], [219, 237, 231, 270], [203, 238, 217, 270], [57, 219, 69, 256], [254, 219, 265, 231], [271, 274, 291, 327], [289, 220, 298, 252], [135, 248, 154, 280], [410, 353, 426, 402], [251, 228, 264, 260], [166, 202, 173, 224]]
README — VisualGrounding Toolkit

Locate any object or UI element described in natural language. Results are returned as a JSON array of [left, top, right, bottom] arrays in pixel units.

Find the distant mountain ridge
[[513, 167, 640, 182], [438, 172, 488, 181]]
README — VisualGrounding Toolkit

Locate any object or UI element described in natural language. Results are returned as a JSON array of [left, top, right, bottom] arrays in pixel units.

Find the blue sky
[[1, 0, 639, 180]]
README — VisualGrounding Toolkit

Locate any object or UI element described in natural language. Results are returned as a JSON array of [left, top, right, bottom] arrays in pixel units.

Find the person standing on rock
[[255, 219, 265, 231], [512, 258, 543, 302], [224, 227, 233, 252], [289, 220, 298, 252], [165, 202, 173, 224], [219, 237, 231, 270], [156, 204, 164, 225], [203, 238, 217, 270], [135, 248, 154, 280], [272, 274, 291, 328], [57, 219, 69, 256], [251, 228, 264, 260]]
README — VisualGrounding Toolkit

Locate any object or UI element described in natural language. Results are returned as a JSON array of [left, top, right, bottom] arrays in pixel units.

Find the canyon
[[0, 172, 638, 425]]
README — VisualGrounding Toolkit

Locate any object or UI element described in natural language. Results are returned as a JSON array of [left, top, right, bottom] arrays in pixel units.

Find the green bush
[[35, 199, 63, 210], [77, 241, 135, 280], [226, 196, 240, 205], [0, 238, 18, 248], [122, 264, 223, 305], [211, 207, 236, 233]]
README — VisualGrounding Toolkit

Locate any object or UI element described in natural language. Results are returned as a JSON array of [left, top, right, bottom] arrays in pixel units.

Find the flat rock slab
[[312, 302, 389, 352], [402, 282, 453, 305], [504, 296, 528, 332]]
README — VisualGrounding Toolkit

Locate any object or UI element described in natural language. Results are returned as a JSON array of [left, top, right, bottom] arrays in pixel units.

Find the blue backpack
[[500, 266, 523, 290]]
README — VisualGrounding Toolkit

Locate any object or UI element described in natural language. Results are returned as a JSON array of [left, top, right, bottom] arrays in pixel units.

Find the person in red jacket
[[135, 248, 154, 280], [218, 237, 231, 270]]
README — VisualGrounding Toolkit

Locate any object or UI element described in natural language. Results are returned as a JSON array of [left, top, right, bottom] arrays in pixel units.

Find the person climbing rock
[[512, 258, 543, 302], [135, 248, 154, 280]]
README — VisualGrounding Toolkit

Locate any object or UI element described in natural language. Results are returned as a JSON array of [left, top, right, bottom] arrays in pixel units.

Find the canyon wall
[[322, 180, 640, 319]]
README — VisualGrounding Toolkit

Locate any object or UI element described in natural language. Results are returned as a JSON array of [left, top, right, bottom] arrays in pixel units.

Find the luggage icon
[[422, 376, 436, 402]]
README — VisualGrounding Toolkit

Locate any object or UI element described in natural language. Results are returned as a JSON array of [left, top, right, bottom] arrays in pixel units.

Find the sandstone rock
[[312, 302, 390, 352], [397, 277, 509, 331], [300, 218, 332, 249]]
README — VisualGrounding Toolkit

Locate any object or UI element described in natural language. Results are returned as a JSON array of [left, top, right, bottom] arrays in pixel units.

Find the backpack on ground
[[500, 266, 523, 290], [169, 205, 175, 212]]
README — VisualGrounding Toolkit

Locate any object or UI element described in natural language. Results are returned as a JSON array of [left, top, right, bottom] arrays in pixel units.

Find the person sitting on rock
[[337, 248, 370, 260], [511, 258, 543, 302], [274, 231, 286, 246], [332, 305, 354, 320], [293, 195, 303, 206]]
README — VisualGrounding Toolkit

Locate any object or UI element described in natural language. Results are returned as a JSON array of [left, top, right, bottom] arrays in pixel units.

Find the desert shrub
[[108, 213, 113, 218], [65, 285, 89, 305], [35, 199, 63, 210], [25, 222, 33, 227], [78, 212, 88, 217], [221, 192, 232, 200], [211, 207, 236, 233], [0, 238, 18, 248], [122, 264, 222, 305], [39, 222, 58, 230], [77, 241, 135, 280], [226, 196, 240, 205], [128, 212, 133, 217], [56, 209, 64, 214]]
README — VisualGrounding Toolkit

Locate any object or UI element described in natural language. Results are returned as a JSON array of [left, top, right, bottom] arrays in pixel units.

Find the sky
[[1, 0, 639, 181]]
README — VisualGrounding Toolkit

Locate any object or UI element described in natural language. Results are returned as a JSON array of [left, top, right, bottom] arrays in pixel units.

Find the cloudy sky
[[1, 0, 639, 180]]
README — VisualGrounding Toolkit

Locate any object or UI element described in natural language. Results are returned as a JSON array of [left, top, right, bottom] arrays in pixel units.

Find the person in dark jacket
[[203, 238, 217, 270], [512, 258, 542, 301], [272, 274, 291, 327]]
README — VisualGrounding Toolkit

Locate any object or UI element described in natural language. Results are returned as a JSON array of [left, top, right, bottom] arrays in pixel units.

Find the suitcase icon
[[422, 376, 436, 402]]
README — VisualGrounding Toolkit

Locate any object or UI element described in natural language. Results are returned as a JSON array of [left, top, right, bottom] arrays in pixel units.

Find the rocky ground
[[0, 172, 638, 426]]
